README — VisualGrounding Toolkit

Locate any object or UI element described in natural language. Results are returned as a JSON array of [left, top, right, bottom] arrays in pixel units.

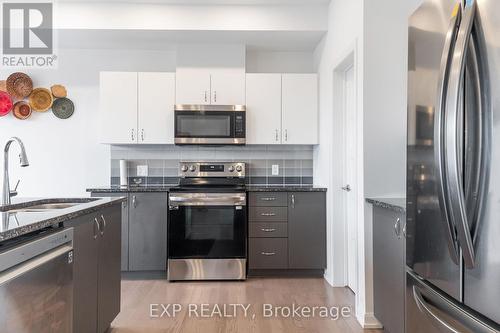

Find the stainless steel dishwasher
[[0, 227, 74, 333]]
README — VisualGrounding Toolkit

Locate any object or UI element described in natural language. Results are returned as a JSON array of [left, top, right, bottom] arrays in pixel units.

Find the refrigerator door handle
[[413, 286, 461, 333], [434, 3, 462, 265], [444, 1, 477, 269], [412, 282, 499, 333]]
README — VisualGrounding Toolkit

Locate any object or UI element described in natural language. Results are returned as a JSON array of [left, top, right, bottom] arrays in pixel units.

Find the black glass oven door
[[169, 205, 246, 259], [175, 111, 234, 138]]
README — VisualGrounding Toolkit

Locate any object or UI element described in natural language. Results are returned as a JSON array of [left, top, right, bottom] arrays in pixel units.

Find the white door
[[343, 66, 358, 293], [138, 72, 176, 144], [100, 72, 138, 144], [175, 69, 211, 105], [246, 74, 282, 144], [210, 70, 245, 105], [282, 74, 318, 145]]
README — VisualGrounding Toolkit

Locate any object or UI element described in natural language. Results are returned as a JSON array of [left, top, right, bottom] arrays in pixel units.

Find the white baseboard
[[355, 311, 383, 329]]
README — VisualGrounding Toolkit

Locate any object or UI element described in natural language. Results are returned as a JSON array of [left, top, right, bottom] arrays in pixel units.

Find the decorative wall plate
[[6, 72, 33, 99], [52, 97, 74, 119], [0, 91, 13, 116], [29, 87, 53, 112], [13, 101, 32, 120], [51, 84, 67, 98]]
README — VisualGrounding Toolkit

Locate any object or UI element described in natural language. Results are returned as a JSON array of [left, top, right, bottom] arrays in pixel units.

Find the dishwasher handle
[[0, 228, 73, 272], [0, 244, 73, 286]]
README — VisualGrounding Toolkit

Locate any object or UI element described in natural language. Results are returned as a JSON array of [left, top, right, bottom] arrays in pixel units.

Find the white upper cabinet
[[176, 68, 245, 105], [138, 72, 176, 144], [100, 72, 138, 144], [100, 72, 176, 145], [246, 73, 282, 144], [281, 74, 318, 145], [210, 71, 245, 105], [175, 69, 211, 105]]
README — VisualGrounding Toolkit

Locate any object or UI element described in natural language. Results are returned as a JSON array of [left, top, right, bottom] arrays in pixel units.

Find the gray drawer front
[[249, 207, 287, 221], [249, 193, 288, 207], [249, 238, 288, 269], [249, 223, 288, 238]]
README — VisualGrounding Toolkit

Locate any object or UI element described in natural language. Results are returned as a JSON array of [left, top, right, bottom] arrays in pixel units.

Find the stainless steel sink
[[2, 198, 98, 213], [11, 203, 82, 212]]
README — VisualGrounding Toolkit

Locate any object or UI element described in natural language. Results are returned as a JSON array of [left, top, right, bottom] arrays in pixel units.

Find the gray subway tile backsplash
[[110, 145, 314, 186]]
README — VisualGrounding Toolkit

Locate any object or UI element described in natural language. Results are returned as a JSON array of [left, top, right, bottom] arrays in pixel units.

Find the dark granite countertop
[[87, 185, 176, 193], [88, 185, 327, 193], [0, 197, 126, 242], [366, 197, 406, 213], [246, 185, 327, 192]]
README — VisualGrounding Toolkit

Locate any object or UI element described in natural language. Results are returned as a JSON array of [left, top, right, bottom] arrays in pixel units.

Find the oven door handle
[[169, 193, 247, 207]]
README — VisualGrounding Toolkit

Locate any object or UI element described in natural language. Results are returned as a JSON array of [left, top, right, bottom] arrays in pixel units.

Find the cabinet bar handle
[[291, 194, 295, 208], [132, 195, 137, 208], [285, 129, 288, 142], [141, 129, 144, 141], [261, 213, 276, 217], [204, 91, 208, 102], [261, 228, 276, 232], [261, 252, 276, 256], [100, 215, 106, 236], [275, 129, 279, 142], [93, 218, 100, 240], [260, 197, 276, 201], [394, 218, 401, 238], [214, 91, 217, 103], [131, 129, 135, 142]]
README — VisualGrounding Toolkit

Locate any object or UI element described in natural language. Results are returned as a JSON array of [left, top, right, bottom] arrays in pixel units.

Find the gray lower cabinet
[[372, 205, 405, 333], [67, 204, 122, 333], [248, 191, 326, 272], [288, 192, 326, 269], [91, 192, 129, 271], [128, 192, 168, 271], [97, 206, 122, 333]]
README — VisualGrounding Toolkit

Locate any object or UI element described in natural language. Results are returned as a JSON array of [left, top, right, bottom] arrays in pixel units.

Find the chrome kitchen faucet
[[2, 137, 29, 206]]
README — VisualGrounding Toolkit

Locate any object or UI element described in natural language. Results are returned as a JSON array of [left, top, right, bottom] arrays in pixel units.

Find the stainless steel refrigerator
[[407, 0, 500, 332]]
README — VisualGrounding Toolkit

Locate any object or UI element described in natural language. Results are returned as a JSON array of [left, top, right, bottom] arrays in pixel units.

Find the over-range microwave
[[174, 105, 246, 145]]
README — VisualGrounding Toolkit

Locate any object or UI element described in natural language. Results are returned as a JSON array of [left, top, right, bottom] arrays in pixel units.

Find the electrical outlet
[[272, 164, 280, 176], [137, 165, 148, 177]]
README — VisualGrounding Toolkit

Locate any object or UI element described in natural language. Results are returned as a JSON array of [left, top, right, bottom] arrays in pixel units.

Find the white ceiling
[[56, 0, 329, 4]]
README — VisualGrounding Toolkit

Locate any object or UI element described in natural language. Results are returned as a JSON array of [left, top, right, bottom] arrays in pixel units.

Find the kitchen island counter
[[0, 197, 126, 242]]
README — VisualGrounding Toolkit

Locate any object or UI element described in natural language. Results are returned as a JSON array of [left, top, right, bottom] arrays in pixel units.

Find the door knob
[[342, 185, 352, 192]]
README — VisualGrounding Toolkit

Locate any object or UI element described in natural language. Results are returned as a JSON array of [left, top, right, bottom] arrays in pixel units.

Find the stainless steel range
[[167, 162, 247, 281]]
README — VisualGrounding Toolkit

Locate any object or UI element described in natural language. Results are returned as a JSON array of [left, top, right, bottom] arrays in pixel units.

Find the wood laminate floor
[[110, 276, 381, 333]]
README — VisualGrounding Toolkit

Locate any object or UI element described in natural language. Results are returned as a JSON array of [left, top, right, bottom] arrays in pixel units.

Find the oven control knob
[[228, 165, 235, 172], [189, 165, 196, 172], [236, 165, 243, 172], [181, 165, 188, 172]]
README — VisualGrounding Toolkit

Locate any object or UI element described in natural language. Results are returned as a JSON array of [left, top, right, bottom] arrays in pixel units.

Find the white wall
[[0, 48, 176, 197], [313, 0, 424, 328], [363, 0, 423, 198], [313, 0, 366, 321], [246, 51, 314, 73]]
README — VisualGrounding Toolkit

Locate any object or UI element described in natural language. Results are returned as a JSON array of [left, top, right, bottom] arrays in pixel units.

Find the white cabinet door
[[210, 71, 245, 105], [100, 72, 138, 144], [138, 72, 176, 144], [175, 69, 210, 105], [282, 74, 318, 145], [246, 74, 282, 144]]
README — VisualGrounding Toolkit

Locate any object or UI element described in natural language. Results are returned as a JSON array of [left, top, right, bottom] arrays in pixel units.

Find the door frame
[[329, 44, 361, 288], [341, 63, 358, 294]]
